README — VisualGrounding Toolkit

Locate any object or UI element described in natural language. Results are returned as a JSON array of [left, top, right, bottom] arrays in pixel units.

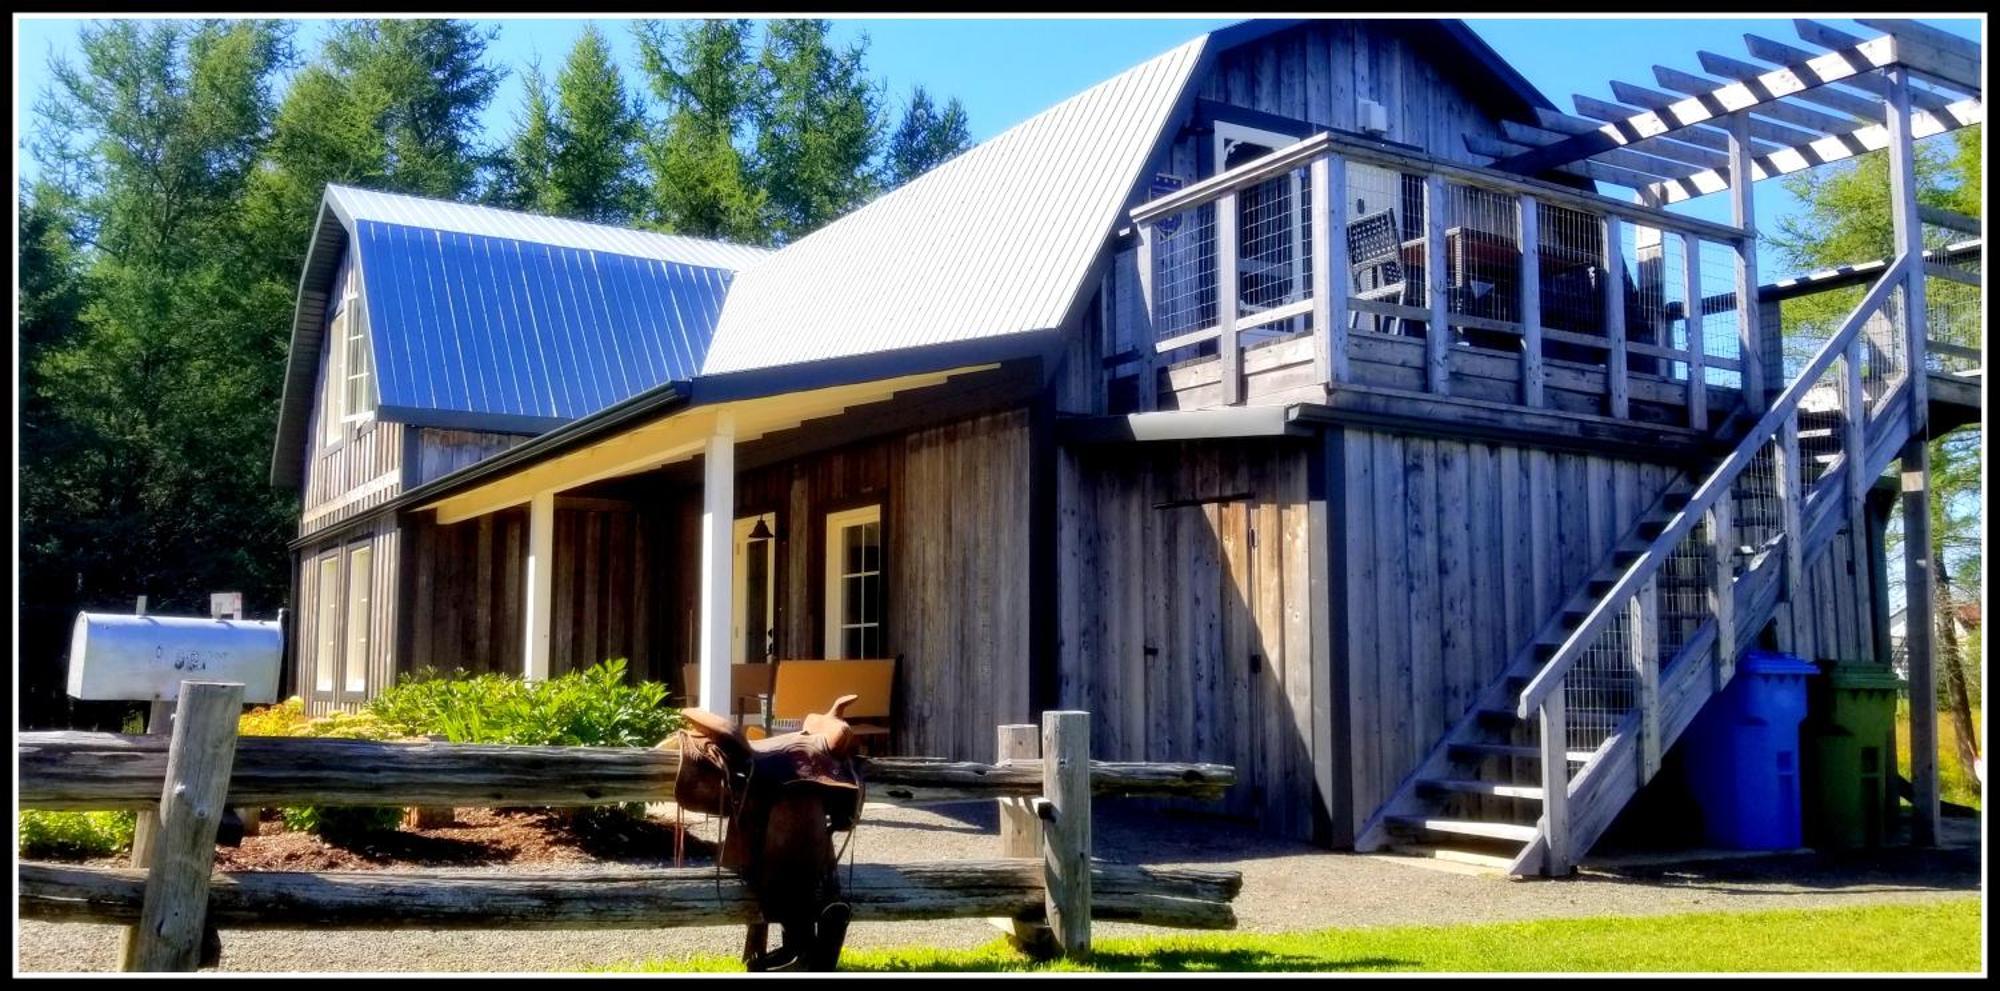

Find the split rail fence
[[18, 680, 1241, 971]]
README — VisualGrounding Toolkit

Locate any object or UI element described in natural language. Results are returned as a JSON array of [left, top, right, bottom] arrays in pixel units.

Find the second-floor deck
[[1113, 129, 1981, 447]]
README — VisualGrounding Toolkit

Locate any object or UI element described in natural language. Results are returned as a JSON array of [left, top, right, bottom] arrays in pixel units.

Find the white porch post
[[697, 414, 737, 714], [523, 491, 556, 681]]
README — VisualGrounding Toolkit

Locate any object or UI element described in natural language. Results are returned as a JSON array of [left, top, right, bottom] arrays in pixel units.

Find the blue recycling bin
[[1677, 650, 1819, 850]]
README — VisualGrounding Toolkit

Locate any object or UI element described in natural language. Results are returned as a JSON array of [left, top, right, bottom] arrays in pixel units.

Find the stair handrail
[[1516, 254, 1910, 720]]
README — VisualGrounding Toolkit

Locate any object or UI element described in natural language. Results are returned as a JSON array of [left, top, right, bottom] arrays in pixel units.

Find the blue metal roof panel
[[353, 220, 733, 422]]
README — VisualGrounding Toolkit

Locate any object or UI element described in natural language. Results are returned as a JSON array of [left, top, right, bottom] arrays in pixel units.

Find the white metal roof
[[324, 185, 772, 272], [700, 35, 1208, 375]]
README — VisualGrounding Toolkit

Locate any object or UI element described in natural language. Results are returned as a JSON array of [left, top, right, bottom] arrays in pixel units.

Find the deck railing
[[1129, 132, 1762, 425]]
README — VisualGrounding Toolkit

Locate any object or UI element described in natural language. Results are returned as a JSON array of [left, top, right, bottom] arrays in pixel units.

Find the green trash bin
[[1802, 661, 1903, 850]]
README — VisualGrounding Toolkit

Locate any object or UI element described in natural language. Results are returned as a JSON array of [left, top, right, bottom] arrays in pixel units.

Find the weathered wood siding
[[1335, 428, 1681, 837], [549, 502, 657, 678], [410, 428, 536, 488], [293, 516, 400, 716], [300, 255, 403, 537], [404, 507, 528, 678], [1794, 523, 1883, 666], [658, 409, 1035, 761], [1056, 440, 1318, 835]]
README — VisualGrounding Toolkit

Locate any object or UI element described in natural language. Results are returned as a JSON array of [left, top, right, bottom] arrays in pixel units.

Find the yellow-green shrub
[[19, 810, 137, 859]]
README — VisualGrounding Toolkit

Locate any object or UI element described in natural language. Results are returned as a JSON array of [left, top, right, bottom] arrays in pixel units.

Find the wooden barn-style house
[[273, 18, 1983, 875]]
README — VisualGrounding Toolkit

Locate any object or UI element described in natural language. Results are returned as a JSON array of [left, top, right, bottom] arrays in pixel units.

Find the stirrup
[[809, 901, 853, 972]]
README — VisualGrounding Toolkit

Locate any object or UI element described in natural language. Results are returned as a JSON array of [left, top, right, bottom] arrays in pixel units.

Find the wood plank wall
[[411, 428, 535, 488], [300, 260, 403, 537], [657, 409, 1034, 761], [292, 516, 400, 717], [1056, 440, 1318, 836], [404, 507, 529, 678], [1793, 523, 1882, 665], [1335, 428, 1680, 837], [549, 503, 655, 678]]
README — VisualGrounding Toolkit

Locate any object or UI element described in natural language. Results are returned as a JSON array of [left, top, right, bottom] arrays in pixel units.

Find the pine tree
[[634, 18, 766, 242], [884, 86, 971, 187], [752, 19, 884, 243], [528, 25, 645, 223]]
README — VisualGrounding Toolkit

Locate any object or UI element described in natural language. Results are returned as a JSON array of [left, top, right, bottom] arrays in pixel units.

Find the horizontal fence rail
[[21, 860, 1243, 932], [16, 732, 1237, 810]]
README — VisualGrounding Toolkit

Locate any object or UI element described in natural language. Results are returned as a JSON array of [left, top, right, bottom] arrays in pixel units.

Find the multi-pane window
[[314, 554, 340, 692], [323, 310, 346, 446], [343, 544, 373, 693], [824, 506, 884, 659], [342, 295, 375, 421]]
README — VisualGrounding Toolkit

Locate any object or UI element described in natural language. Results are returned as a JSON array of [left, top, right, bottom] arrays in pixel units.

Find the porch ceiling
[[418, 363, 996, 525]]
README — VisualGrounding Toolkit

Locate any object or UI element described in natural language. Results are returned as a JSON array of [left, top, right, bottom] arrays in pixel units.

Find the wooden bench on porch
[[746, 659, 896, 754]]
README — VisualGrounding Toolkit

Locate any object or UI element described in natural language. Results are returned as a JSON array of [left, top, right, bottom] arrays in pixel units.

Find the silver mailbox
[[67, 612, 282, 703]]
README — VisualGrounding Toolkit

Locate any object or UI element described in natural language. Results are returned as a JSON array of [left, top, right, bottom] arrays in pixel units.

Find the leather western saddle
[[665, 694, 865, 972]]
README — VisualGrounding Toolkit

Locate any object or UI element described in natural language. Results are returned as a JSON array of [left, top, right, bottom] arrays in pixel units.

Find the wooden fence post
[[126, 699, 176, 874], [1040, 711, 1091, 960], [121, 681, 243, 972], [992, 724, 1054, 957]]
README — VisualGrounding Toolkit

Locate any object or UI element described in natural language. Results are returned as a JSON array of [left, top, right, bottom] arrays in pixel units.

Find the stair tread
[[1389, 816, 1539, 843], [1418, 778, 1545, 800], [1450, 741, 1592, 763]]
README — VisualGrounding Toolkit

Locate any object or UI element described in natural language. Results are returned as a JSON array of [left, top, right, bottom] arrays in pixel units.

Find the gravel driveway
[[16, 803, 1981, 973]]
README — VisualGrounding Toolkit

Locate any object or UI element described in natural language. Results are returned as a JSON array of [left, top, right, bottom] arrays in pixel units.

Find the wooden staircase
[[1354, 260, 1933, 876]]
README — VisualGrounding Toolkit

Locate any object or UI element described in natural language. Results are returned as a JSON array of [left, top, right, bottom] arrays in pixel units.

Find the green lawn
[[607, 899, 1982, 973], [1898, 703, 1984, 810]]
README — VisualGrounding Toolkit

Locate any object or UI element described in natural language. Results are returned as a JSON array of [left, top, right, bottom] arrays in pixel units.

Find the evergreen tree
[[634, 18, 766, 242], [543, 26, 645, 222], [494, 59, 558, 211], [752, 19, 884, 243], [884, 86, 971, 187]]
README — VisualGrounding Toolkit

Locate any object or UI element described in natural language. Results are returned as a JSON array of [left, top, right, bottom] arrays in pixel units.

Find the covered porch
[[401, 358, 1047, 761]]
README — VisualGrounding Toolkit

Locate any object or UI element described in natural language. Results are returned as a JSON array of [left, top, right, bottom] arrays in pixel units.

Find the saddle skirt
[[667, 694, 865, 830]]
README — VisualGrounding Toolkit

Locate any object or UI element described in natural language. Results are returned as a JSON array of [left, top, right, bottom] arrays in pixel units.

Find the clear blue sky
[[12, 15, 1982, 279]]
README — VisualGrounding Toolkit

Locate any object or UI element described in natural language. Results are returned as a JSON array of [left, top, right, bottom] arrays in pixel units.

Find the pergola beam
[[1698, 49, 1887, 124], [1856, 18, 1982, 94], [1647, 97, 1983, 204], [1653, 64, 1868, 135], [1494, 33, 1905, 176], [1748, 32, 1958, 113], [1464, 133, 1661, 190], [1571, 94, 1786, 158], [1531, 107, 1729, 169], [1498, 120, 1702, 179]]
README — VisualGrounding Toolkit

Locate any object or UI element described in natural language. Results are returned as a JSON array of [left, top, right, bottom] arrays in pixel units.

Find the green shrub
[[19, 810, 137, 859], [239, 698, 406, 837], [278, 805, 404, 838], [368, 658, 679, 748]]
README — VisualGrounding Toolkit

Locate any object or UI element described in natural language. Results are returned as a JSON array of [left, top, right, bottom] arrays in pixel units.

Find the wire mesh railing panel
[[1237, 165, 1314, 343], [1729, 438, 1784, 562], [1657, 520, 1716, 665], [1564, 614, 1636, 757], [1442, 182, 1522, 326], [1151, 201, 1217, 343], [1794, 353, 1849, 489], [1695, 239, 1744, 391], [1861, 283, 1906, 413], [1924, 241, 1982, 376], [1344, 163, 1427, 335], [1537, 201, 1608, 358], [1621, 221, 1687, 383]]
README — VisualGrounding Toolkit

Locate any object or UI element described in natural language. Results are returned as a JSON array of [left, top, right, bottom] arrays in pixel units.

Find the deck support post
[[1136, 224, 1159, 412], [1884, 68, 1929, 426], [1311, 154, 1348, 390], [1041, 710, 1091, 959], [697, 415, 737, 715], [1603, 214, 1629, 418], [1423, 174, 1451, 395], [121, 681, 242, 972], [1773, 416, 1808, 654], [1683, 231, 1707, 430], [1217, 189, 1242, 405], [1519, 194, 1545, 407], [1727, 112, 1765, 412], [523, 490, 556, 681], [1536, 696, 1570, 876], [1900, 435, 1940, 847], [992, 724, 1055, 958]]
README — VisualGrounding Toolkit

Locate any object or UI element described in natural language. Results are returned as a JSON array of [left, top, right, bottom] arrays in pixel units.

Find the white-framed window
[[733, 513, 778, 663], [323, 310, 346, 446], [314, 553, 341, 693], [342, 293, 376, 423], [823, 505, 883, 659], [342, 543, 373, 694]]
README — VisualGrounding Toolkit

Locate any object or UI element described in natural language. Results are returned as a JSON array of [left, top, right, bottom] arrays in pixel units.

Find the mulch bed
[[69, 809, 717, 873]]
